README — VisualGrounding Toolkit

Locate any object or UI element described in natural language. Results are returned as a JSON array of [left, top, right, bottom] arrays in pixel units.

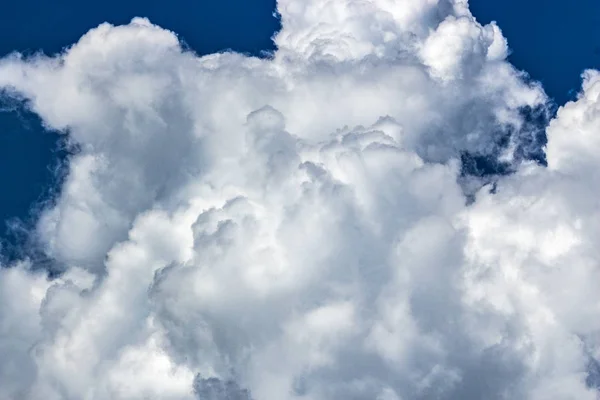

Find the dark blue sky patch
[[0, 0, 279, 57], [470, 0, 600, 105], [0, 97, 69, 263]]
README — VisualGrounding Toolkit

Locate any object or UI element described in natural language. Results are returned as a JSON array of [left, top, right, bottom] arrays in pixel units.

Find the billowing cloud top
[[0, 1, 597, 399]]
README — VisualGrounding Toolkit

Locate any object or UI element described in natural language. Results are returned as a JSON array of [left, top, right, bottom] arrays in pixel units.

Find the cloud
[[0, 1, 597, 399]]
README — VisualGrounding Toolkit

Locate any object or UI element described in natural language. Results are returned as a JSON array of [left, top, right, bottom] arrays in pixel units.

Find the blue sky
[[0, 0, 598, 251], [470, 0, 600, 104]]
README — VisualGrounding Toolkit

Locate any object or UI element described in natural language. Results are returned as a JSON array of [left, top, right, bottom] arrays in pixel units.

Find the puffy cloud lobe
[[0, 1, 597, 399], [0, 265, 50, 399], [274, 0, 469, 61], [459, 70, 600, 400], [546, 70, 600, 173], [421, 17, 507, 80]]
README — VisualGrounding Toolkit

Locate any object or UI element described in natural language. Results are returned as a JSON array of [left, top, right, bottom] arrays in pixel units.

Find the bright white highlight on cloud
[[0, 0, 597, 399]]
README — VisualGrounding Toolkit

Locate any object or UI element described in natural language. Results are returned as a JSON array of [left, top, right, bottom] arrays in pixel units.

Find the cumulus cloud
[[0, 1, 597, 399]]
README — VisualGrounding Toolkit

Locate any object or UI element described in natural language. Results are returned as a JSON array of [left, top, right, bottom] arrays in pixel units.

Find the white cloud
[[0, 1, 597, 399]]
